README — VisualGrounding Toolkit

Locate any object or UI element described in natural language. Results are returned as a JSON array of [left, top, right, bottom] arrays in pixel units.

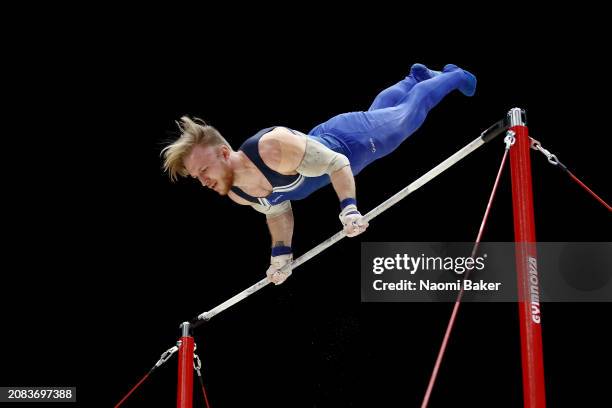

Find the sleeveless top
[[230, 127, 350, 207]]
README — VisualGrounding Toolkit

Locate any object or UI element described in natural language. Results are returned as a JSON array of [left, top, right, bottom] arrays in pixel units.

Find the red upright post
[[177, 322, 194, 408], [507, 108, 546, 407]]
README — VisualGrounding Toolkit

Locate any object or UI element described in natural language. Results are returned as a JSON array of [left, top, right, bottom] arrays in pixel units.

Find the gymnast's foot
[[410, 63, 441, 82], [442, 64, 477, 97]]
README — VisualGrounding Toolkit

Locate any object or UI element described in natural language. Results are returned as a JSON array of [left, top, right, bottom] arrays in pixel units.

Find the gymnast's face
[[184, 144, 234, 195]]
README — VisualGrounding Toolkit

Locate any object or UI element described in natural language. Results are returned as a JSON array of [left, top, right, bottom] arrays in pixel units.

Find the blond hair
[[161, 116, 231, 182]]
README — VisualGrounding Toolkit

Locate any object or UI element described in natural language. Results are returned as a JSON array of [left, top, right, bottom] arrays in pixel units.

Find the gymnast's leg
[[367, 63, 441, 111], [310, 65, 477, 173]]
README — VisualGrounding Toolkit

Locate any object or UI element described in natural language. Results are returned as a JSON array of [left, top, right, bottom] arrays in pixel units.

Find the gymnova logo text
[[528, 256, 541, 323]]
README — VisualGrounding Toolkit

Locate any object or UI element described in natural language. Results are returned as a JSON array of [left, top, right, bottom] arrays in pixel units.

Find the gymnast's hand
[[339, 203, 369, 237], [266, 252, 293, 285]]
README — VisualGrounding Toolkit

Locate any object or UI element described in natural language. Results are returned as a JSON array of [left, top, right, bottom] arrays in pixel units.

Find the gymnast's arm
[[252, 200, 294, 285], [227, 190, 293, 248], [258, 127, 367, 237], [257, 127, 355, 202], [228, 190, 295, 284]]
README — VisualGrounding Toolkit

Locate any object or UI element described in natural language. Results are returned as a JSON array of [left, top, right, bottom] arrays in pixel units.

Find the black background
[[2, 10, 611, 407]]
